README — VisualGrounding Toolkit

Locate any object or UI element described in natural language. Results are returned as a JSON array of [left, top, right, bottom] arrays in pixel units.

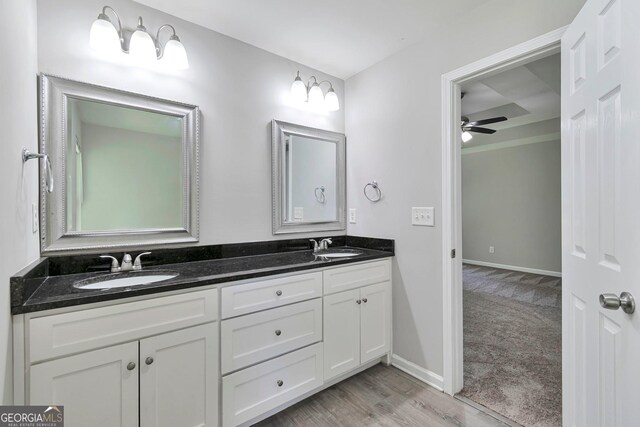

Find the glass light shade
[[461, 131, 473, 143], [325, 89, 340, 111], [89, 18, 121, 55], [163, 38, 189, 70], [291, 77, 308, 103], [308, 84, 324, 108], [129, 28, 157, 65]]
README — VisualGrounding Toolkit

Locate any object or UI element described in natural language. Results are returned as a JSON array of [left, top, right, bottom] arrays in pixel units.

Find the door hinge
[[451, 249, 456, 259]]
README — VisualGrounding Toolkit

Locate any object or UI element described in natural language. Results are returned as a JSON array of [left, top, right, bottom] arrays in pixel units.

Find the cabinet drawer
[[29, 289, 218, 363], [221, 299, 321, 374], [222, 343, 323, 427], [221, 272, 322, 319], [323, 260, 391, 295]]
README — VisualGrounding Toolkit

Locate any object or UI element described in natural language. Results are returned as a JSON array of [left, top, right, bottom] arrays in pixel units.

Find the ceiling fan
[[460, 92, 507, 142]]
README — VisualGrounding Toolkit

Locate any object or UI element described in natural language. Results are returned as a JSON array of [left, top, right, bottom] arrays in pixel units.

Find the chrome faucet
[[319, 238, 332, 251], [309, 238, 333, 253], [100, 252, 152, 273]]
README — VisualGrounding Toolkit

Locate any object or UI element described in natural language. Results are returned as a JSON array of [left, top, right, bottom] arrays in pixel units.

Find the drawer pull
[[145, 357, 154, 365], [356, 299, 362, 304], [126, 362, 136, 371], [275, 329, 282, 336], [362, 298, 368, 303], [277, 380, 284, 387], [275, 290, 283, 296]]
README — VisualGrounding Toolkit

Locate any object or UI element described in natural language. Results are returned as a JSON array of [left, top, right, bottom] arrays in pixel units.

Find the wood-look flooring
[[255, 364, 509, 427]]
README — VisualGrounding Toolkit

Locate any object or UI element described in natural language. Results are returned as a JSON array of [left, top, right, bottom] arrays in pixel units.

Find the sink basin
[[315, 249, 364, 259], [74, 271, 179, 290]]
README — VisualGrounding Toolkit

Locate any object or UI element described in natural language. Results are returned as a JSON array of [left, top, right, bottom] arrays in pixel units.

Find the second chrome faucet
[[100, 252, 152, 273], [310, 238, 332, 253]]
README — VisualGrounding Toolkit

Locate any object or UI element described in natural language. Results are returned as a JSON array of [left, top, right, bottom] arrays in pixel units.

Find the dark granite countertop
[[11, 236, 393, 314]]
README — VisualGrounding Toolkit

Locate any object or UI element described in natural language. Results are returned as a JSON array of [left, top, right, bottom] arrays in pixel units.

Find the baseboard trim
[[391, 354, 444, 391], [462, 259, 561, 278]]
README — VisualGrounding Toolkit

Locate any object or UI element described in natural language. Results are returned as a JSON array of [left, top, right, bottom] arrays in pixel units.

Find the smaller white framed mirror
[[272, 120, 346, 234]]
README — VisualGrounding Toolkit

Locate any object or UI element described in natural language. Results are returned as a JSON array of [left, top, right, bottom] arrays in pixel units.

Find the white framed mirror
[[40, 74, 200, 254], [272, 120, 346, 234]]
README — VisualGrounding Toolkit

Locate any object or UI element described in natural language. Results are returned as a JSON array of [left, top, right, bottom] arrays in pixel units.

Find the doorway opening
[[457, 53, 562, 426], [441, 27, 566, 426]]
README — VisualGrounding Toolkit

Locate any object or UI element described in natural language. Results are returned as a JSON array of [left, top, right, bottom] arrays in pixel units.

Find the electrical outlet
[[489, 246, 495, 254], [32, 203, 39, 233], [349, 208, 357, 224], [294, 207, 304, 221]]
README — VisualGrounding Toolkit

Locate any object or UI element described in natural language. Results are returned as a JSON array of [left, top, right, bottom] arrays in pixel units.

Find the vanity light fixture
[[89, 5, 189, 70], [290, 71, 340, 111]]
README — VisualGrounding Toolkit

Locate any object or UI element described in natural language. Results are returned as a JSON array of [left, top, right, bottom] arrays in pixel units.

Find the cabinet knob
[[145, 357, 154, 365], [276, 290, 283, 296], [356, 299, 362, 304], [126, 362, 136, 371], [277, 380, 284, 387], [275, 329, 282, 336], [362, 298, 368, 303]]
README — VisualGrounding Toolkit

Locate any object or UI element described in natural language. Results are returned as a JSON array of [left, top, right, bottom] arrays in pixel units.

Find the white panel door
[[562, 0, 640, 426], [139, 324, 218, 427], [30, 342, 139, 427], [360, 282, 391, 364], [323, 288, 361, 381]]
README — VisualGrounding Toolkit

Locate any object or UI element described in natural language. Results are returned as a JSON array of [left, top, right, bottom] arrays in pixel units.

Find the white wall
[[462, 141, 562, 273], [346, 0, 584, 380], [37, 0, 345, 245], [0, 0, 40, 403]]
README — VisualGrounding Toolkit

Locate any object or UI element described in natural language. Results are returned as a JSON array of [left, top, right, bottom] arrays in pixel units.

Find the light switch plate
[[349, 208, 357, 224], [412, 207, 435, 226]]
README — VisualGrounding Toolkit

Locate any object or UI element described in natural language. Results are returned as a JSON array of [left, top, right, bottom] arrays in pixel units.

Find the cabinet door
[[30, 342, 138, 427], [139, 323, 218, 427], [323, 288, 360, 381], [360, 282, 391, 364]]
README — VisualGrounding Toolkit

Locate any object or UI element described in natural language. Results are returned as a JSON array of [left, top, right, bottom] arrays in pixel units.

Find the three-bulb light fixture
[[89, 5, 189, 70], [290, 71, 340, 111]]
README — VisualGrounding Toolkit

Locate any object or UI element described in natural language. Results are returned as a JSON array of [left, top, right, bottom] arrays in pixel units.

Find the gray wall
[[0, 0, 40, 403], [462, 141, 562, 273], [346, 0, 584, 379], [37, 0, 345, 245]]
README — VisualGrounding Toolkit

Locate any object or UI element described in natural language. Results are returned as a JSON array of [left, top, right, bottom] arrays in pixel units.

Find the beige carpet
[[458, 264, 562, 427]]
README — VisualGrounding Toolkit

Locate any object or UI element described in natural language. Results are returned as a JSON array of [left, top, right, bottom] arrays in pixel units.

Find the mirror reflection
[[285, 135, 337, 223], [66, 98, 184, 232]]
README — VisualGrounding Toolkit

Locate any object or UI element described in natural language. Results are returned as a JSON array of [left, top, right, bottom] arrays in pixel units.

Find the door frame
[[440, 26, 567, 395]]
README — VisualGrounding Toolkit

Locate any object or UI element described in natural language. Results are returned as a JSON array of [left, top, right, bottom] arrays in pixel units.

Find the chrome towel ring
[[314, 186, 326, 203], [364, 181, 382, 202], [23, 148, 54, 193]]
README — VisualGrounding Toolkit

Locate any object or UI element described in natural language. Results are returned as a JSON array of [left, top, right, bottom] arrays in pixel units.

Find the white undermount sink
[[74, 271, 178, 290], [315, 249, 364, 258]]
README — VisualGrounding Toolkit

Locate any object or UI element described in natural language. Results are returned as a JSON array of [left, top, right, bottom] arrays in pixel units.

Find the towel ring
[[314, 186, 326, 203], [23, 149, 54, 193], [364, 181, 382, 202]]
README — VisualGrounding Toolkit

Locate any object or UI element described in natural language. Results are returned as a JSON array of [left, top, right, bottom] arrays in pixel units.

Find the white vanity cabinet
[[323, 271, 392, 381], [21, 289, 219, 427], [220, 259, 392, 427]]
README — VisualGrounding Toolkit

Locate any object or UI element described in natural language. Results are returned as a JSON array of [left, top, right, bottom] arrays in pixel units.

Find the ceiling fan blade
[[465, 126, 496, 134], [467, 116, 508, 127]]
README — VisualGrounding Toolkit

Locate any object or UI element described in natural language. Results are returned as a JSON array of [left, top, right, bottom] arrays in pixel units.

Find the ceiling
[[461, 53, 561, 150], [134, 0, 493, 79]]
